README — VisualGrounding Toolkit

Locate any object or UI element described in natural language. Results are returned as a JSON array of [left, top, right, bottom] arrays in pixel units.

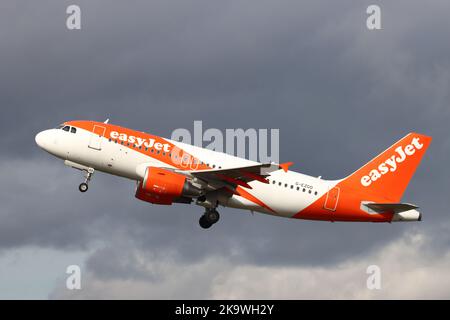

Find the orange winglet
[[216, 173, 253, 189], [239, 170, 269, 184], [279, 162, 294, 172]]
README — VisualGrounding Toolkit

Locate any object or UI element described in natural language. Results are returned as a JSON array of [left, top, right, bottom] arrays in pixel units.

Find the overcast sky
[[1, 0, 450, 299]]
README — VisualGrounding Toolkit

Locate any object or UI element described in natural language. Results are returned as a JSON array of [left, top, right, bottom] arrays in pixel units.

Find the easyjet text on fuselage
[[110, 131, 171, 152]]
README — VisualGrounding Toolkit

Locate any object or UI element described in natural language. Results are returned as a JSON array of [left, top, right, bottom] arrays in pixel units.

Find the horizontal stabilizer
[[365, 202, 418, 213], [363, 202, 421, 221]]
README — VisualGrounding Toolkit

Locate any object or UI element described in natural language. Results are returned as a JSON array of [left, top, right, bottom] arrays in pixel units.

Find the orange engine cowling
[[135, 167, 202, 205]]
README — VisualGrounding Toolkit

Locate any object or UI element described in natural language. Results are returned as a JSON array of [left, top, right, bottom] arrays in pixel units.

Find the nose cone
[[35, 130, 55, 151], [35, 131, 46, 149], [35, 129, 63, 158]]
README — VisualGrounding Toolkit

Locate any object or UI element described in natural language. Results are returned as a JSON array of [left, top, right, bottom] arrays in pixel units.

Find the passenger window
[[314, 191, 318, 195], [70, 127, 77, 134], [296, 187, 300, 191], [278, 182, 282, 186], [62, 126, 70, 132], [290, 185, 293, 189]]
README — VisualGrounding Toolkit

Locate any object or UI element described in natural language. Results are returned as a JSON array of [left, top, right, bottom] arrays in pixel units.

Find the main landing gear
[[78, 168, 94, 193], [199, 208, 220, 229]]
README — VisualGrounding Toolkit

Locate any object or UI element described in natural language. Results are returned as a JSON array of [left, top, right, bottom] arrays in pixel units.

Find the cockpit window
[[62, 126, 70, 132], [70, 127, 77, 134]]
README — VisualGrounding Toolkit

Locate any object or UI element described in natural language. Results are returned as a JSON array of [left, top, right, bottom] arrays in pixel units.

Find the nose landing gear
[[78, 168, 94, 193], [199, 209, 220, 229], [79, 183, 89, 192]]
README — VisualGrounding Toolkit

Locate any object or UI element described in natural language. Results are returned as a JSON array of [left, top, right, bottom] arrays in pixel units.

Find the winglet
[[279, 162, 294, 172]]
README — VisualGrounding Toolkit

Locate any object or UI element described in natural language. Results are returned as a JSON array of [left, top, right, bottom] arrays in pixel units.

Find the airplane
[[35, 120, 432, 229]]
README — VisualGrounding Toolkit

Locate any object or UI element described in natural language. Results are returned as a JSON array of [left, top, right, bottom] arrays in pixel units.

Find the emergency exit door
[[324, 187, 340, 211], [88, 125, 106, 150]]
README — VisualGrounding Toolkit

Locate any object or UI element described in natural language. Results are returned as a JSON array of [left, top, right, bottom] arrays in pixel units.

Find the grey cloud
[[50, 228, 450, 299]]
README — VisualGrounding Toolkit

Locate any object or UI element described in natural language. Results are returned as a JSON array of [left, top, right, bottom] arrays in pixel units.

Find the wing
[[175, 163, 288, 191], [135, 161, 293, 193]]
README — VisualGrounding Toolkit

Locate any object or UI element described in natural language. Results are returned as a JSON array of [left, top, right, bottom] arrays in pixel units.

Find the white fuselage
[[35, 124, 336, 218]]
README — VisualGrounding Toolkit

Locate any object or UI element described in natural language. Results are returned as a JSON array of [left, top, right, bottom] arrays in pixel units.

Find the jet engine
[[135, 167, 202, 205]]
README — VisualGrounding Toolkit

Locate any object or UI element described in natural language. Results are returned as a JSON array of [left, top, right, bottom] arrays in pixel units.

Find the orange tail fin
[[342, 132, 432, 202]]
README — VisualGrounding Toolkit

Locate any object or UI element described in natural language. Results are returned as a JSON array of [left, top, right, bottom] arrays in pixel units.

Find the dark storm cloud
[[1, 0, 450, 295]]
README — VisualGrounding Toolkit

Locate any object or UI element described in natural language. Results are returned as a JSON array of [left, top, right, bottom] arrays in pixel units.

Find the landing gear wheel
[[199, 215, 212, 229], [205, 209, 220, 224], [78, 168, 94, 193], [79, 183, 89, 193]]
